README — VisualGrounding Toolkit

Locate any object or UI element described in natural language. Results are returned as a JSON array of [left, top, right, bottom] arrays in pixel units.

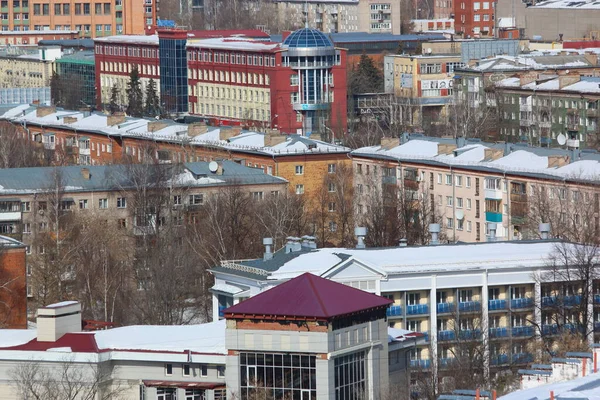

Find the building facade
[[0, 46, 60, 89], [55, 50, 96, 107], [453, 0, 495, 38], [0, 29, 79, 45], [94, 28, 348, 135]]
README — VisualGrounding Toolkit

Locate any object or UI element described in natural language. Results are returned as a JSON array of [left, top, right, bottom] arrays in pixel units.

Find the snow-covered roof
[[499, 371, 600, 400], [387, 327, 423, 343], [463, 54, 594, 72], [0, 30, 79, 35], [94, 320, 226, 355], [531, 0, 600, 9], [0, 105, 349, 157], [45, 300, 79, 308], [497, 75, 600, 94], [94, 34, 159, 45], [187, 37, 281, 51], [352, 137, 600, 184]]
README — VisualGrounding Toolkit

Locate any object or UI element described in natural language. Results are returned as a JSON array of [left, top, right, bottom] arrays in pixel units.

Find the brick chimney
[[188, 122, 208, 137], [558, 74, 581, 89], [63, 116, 77, 124], [80, 168, 91, 180], [148, 121, 168, 132], [36, 106, 56, 118], [107, 112, 126, 126], [484, 148, 504, 161], [547, 155, 570, 168], [380, 137, 400, 150], [264, 132, 288, 147], [438, 143, 457, 155], [219, 127, 241, 141], [36, 301, 82, 342], [519, 72, 538, 86]]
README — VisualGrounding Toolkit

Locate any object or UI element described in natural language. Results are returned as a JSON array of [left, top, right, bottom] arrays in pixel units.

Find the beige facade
[[0, 49, 58, 88]]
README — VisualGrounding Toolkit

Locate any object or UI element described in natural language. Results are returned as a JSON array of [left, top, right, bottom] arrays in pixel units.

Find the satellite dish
[[455, 210, 465, 220], [426, 48, 432, 54], [209, 161, 219, 173], [557, 133, 567, 146]]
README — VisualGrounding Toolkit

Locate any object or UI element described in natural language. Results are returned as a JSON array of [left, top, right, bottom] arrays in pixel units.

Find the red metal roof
[[1, 332, 99, 353], [224, 273, 392, 320]]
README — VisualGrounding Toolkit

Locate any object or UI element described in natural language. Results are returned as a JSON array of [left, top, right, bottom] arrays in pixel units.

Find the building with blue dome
[[281, 28, 347, 136]]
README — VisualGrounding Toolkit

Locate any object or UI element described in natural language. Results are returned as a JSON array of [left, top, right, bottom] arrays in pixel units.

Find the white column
[[534, 279, 543, 361], [481, 271, 490, 380], [429, 275, 438, 385], [587, 279, 595, 346], [212, 293, 219, 322]]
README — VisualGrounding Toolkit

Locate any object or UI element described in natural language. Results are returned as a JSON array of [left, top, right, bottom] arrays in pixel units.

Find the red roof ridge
[[305, 273, 329, 317]]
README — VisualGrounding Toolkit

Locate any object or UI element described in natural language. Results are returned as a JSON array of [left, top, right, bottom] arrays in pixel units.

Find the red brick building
[[0, 236, 27, 329], [454, 0, 495, 37], [94, 28, 348, 135]]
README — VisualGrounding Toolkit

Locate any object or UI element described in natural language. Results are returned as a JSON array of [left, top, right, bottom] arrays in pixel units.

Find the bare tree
[[0, 122, 49, 168], [442, 97, 498, 140], [254, 191, 310, 250]]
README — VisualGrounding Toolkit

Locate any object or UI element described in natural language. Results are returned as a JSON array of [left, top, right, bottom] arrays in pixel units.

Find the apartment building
[[94, 27, 348, 135], [212, 236, 600, 383], [494, 73, 600, 148], [0, 161, 287, 299], [0, 46, 60, 88], [453, 0, 495, 38], [0, 235, 27, 329], [351, 134, 600, 243], [383, 53, 465, 127], [0, 29, 78, 45]]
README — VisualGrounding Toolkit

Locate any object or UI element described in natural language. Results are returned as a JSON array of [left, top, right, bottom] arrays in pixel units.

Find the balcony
[[491, 354, 509, 365], [0, 212, 21, 222], [410, 359, 431, 369], [511, 326, 534, 337], [406, 304, 429, 315], [0, 6, 7, 12], [519, 104, 532, 112], [567, 139, 580, 148], [539, 121, 551, 129], [382, 175, 397, 185], [387, 305, 402, 317], [587, 108, 598, 117], [588, 124, 597, 132], [1, 20, 8, 26], [438, 330, 455, 341], [564, 323, 584, 333], [594, 294, 600, 304], [79, 147, 90, 156], [566, 123, 580, 131], [519, 118, 532, 127], [542, 296, 556, 307], [439, 358, 455, 367], [513, 353, 534, 364], [484, 188, 502, 200], [595, 322, 600, 332], [511, 297, 534, 309], [116, 4, 122, 10], [43, 142, 55, 150], [488, 299, 507, 311], [542, 324, 558, 336], [485, 212, 503, 223], [564, 295, 582, 306], [437, 302, 455, 314], [459, 301, 481, 312], [458, 329, 481, 340], [489, 327, 509, 338], [116, 17, 122, 23], [218, 305, 226, 318]]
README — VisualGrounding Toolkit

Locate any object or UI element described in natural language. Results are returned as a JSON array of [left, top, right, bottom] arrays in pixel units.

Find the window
[[446, 217, 454, 228], [328, 163, 336, 173], [356, 164, 362, 174], [466, 176, 471, 187], [446, 196, 453, 207], [217, 366, 225, 378], [21, 202, 30, 212], [489, 288, 500, 300], [445, 174, 452, 185], [466, 198, 472, 209], [116, 197, 127, 209], [328, 183, 336, 192], [407, 292, 420, 305], [455, 175, 463, 187], [200, 364, 208, 377], [328, 202, 336, 212], [79, 199, 88, 209], [295, 184, 304, 195], [183, 364, 191, 376], [83, 3, 90, 14], [407, 319, 421, 332], [457, 219, 464, 231], [437, 291, 447, 304], [252, 192, 264, 201], [185, 389, 206, 400], [459, 289, 473, 302], [329, 221, 337, 232], [437, 173, 442, 184], [23, 223, 31, 234], [165, 364, 173, 376], [335, 352, 366, 400], [157, 388, 177, 400], [189, 194, 204, 205], [295, 165, 304, 175], [456, 197, 463, 208], [95, 3, 101, 13]]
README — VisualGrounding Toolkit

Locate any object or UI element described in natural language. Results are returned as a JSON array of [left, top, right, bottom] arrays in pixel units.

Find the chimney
[[309, 133, 322, 141], [429, 223, 440, 245], [547, 155, 570, 168], [438, 143, 457, 155], [484, 148, 504, 161], [487, 223, 497, 242], [148, 121, 168, 132], [584, 52, 599, 66], [301, 235, 317, 249], [380, 137, 400, 150], [263, 237, 273, 261], [539, 223, 551, 240], [107, 112, 126, 126], [285, 236, 302, 253], [36, 301, 82, 342], [264, 133, 288, 147], [219, 127, 241, 141], [80, 168, 91, 180], [399, 238, 408, 247], [36, 106, 56, 118], [63, 116, 77, 124], [558, 74, 581, 89], [188, 122, 208, 137], [355, 227, 367, 249], [519, 72, 537, 86]]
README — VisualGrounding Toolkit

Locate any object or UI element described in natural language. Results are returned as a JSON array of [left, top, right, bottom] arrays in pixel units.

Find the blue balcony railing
[[511, 298, 534, 309], [564, 323, 584, 333], [491, 354, 509, 365], [459, 301, 481, 312], [410, 359, 431, 369], [407, 304, 429, 315], [512, 326, 534, 337], [458, 329, 481, 340], [594, 322, 600, 332], [218, 305, 226, 318], [542, 296, 557, 307], [513, 353, 534, 364], [594, 294, 600, 304], [387, 305, 402, 317], [421, 332, 430, 343], [564, 295, 582, 306], [439, 358, 455, 367], [488, 299, 507, 311], [437, 302, 455, 314], [489, 327, 509, 338], [438, 330, 456, 341], [542, 324, 559, 335]]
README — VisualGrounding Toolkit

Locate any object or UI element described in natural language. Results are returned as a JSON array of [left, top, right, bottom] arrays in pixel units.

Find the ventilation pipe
[[399, 238, 408, 247], [263, 237, 273, 261], [301, 235, 317, 249], [487, 223, 497, 242], [285, 237, 302, 253], [429, 224, 440, 245], [355, 227, 367, 249], [539, 223, 551, 240]]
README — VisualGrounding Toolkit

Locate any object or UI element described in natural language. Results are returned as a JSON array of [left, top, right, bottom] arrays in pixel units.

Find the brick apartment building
[[453, 0, 495, 37], [94, 28, 348, 135], [0, 236, 27, 329], [0, 0, 154, 37]]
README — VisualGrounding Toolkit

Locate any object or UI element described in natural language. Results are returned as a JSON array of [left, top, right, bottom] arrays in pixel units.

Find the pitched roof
[[224, 273, 392, 319]]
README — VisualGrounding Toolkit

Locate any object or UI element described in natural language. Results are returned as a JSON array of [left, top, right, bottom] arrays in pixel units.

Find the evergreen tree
[[109, 85, 120, 115], [50, 72, 63, 106], [144, 79, 160, 117], [348, 54, 384, 95], [126, 67, 144, 117]]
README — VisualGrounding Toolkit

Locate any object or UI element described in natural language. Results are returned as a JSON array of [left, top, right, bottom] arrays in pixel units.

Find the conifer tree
[[126, 67, 144, 117], [50, 72, 63, 106], [144, 79, 160, 117], [109, 85, 120, 115]]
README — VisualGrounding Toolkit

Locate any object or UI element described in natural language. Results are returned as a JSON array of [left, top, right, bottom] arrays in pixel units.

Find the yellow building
[[0, 46, 59, 88]]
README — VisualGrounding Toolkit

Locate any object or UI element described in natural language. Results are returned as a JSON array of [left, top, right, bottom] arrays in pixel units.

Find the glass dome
[[283, 28, 334, 48]]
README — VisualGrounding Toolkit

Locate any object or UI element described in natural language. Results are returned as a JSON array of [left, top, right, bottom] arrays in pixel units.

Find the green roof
[[55, 51, 95, 65]]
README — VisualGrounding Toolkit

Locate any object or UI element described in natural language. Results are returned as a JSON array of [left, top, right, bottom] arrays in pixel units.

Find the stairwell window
[[296, 185, 304, 195], [165, 363, 173, 376], [295, 165, 304, 175]]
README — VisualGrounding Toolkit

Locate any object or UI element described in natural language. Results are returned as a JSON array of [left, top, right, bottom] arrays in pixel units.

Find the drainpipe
[[451, 166, 456, 243]]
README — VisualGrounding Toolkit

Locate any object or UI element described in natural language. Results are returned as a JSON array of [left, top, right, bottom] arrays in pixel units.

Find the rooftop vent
[[263, 237, 273, 261], [355, 227, 367, 249], [399, 238, 408, 247], [487, 222, 497, 242], [539, 223, 551, 240], [285, 236, 302, 253], [36, 301, 81, 342], [301, 235, 317, 249], [429, 223, 440, 245]]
